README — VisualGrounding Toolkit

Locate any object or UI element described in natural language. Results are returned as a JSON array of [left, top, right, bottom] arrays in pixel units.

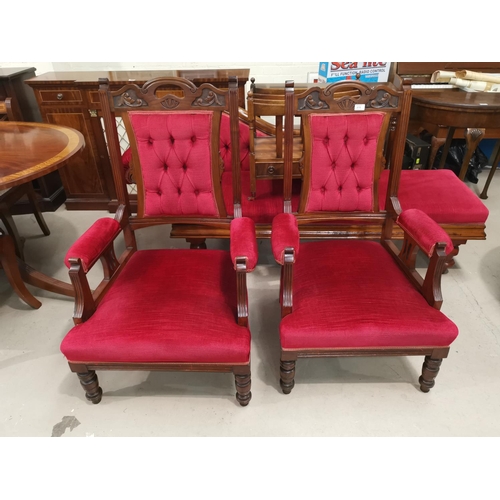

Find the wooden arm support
[[383, 207, 452, 308], [235, 257, 249, 327], [280, 248, 295, 318], [67, 209, 136, 324]]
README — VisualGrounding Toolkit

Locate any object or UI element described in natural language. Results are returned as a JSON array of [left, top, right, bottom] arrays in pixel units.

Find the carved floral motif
[[369, 90, 398, 109], [298, 92, 329, 110], [115, 91, 144, 108], [193, 90, 225, 107], [160, 97, 181, 109]]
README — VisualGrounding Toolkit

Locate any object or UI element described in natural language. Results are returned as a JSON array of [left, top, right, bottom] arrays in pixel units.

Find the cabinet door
[[42, 108, 113, 210]]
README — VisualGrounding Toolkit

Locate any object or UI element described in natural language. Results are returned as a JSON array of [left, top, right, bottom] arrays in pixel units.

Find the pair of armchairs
[[60, 77, 459, 406]]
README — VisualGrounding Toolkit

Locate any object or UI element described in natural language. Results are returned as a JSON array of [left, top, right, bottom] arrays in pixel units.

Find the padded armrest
[[230, 217, 258, 271], [397, 209, 454, 257], [271, 213, 300, 265], [64, 218, 121, 273]]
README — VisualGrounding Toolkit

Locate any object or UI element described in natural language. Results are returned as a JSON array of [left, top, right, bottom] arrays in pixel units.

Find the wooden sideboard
[[25, 69, 250, 211]]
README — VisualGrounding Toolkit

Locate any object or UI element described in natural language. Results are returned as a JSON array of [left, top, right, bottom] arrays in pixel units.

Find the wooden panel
[[44, 112, 105, 196], [40, 90, 83, 103], [87, 91, 100, 105]]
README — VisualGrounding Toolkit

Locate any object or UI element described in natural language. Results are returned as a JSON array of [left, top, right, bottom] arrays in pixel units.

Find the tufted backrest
[[284, 80, 405, 217], [128, 111, 219, 217], [304, 113, 384, 212]]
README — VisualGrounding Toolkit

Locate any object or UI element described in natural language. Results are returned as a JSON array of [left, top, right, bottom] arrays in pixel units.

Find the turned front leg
[[419, 356, 443, 393], [234, 367, 252, 407], [77, 370, 103, 404], [280, 359, 296, 394]]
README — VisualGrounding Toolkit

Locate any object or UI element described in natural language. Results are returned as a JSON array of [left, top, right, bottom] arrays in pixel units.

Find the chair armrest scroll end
[[230, 217, 258, 272], [272, 213, 299, 265], [64, 218, 121, 274]]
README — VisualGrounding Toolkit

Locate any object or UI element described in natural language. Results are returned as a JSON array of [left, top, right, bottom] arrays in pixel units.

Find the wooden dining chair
[[271, 80, 459, 395], [247, 78, 304, 200], [60, 76, 257, 405]]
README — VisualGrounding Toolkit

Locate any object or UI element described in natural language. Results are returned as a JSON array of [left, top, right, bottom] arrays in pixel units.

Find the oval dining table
[[0, 121, 85, 308]]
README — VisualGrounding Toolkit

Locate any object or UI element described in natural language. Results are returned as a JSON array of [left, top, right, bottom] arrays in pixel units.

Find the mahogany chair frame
[[276, 78, 454, 394], [64, 76, 252, 406]]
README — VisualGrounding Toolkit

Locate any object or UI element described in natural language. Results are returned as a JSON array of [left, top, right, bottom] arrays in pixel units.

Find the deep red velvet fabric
[[222, 171, 301, 223], [271, 213, 300, 264], [280, 240, 458, 350], [60, 249, 250, 364], [397, 209, 454, 256], [230, 217, 258, 271], [128, 111, 219, 217], [304, 113, 384, 212], [378, 169, 489, 223], [64, 218, 121, 273]]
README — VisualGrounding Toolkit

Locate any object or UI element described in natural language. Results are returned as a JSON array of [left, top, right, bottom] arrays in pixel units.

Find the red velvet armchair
[[60, 76, 257, 406], [272, 80, 459, 394]]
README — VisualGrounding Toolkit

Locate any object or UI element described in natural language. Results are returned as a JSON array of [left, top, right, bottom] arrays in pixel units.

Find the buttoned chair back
[[99, 76, 243, 224], [284, 80, 408, 228]]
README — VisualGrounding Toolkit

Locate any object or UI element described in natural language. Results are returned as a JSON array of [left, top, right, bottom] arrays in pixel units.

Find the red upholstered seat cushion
[[379, 169, 489, 224], [60, 250, 250, 364], [280, 240, 458, 350], [222, 171, 301, 224]]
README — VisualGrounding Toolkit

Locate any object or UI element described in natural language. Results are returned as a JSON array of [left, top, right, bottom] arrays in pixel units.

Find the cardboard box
[[318, 62, 391, 83]]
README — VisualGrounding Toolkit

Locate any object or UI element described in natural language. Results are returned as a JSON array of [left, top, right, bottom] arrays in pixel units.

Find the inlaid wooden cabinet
[[26, 69, 250, 211]]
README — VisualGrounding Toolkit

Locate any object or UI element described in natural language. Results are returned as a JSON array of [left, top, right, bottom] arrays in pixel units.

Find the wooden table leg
[[18, 260, 75, 297], [0, 232, 42, 309], [458, 128, 485, 180], [480, 139, 500, 199]]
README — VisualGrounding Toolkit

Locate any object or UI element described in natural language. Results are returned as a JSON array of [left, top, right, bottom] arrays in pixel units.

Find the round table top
[[0, 121, 85, 189], [412, 88, 500, 111]]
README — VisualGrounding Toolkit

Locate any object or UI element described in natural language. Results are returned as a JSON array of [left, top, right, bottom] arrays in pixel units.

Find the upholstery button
[[157, 190, 162, 195], [331, 162, 336, 169], [170, 137, 175, 144], [224, 144, 229, 150], [363, 137, 368, 144], [338, 186, 343, 192], [351, 163, 355, 169], [321, 187, 326, 193], [344, 135, 348, 142], [178, 188, 181, 195], [182, 164, 187, 171], [191, 136, 196, 142], [164, 164, 168, 170], [194, 190, 199, 195], [148, 138, 153, 145]]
